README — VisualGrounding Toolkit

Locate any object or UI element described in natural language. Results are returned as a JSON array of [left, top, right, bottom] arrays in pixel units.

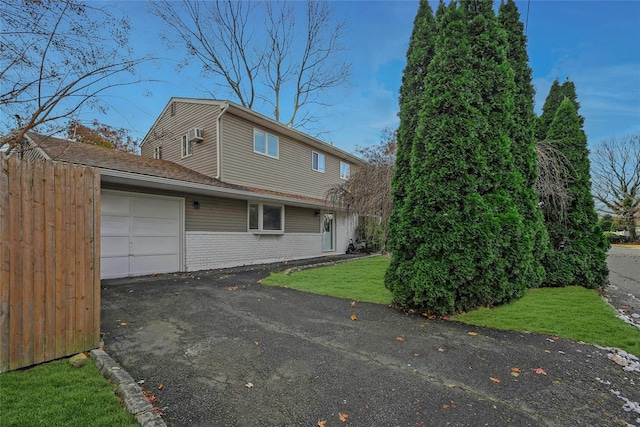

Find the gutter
[[215, 102, 230, 180]]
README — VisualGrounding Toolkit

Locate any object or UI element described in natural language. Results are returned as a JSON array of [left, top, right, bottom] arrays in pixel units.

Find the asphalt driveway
[[101, 255, 640, 427]]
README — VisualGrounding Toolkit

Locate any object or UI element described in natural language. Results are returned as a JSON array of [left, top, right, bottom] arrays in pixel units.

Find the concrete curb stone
[[90, 349, 166, 427]]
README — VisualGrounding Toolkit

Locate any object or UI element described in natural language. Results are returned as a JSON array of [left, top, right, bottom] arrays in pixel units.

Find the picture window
[[253, 129, 279, 159], [248, 202, 284, 233]]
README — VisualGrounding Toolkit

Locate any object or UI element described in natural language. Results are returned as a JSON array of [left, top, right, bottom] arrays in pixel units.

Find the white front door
[[101, 191, 183, 279], [322, 213, 334, 252]]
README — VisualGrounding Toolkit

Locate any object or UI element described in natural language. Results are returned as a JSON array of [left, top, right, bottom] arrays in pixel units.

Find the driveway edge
[[90, 349, 167, 427]]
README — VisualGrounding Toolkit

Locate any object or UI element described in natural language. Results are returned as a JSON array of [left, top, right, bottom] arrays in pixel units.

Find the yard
[[0, 358, 137, 427], [263, 255, 640, 356], [3, 252, 638, 426]]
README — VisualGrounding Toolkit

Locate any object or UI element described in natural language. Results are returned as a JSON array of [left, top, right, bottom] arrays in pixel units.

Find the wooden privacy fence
[[0, 155, 100, 373]]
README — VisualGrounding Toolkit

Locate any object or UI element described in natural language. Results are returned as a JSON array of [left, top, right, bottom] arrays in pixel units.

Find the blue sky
[[97, 0, 640, 154]]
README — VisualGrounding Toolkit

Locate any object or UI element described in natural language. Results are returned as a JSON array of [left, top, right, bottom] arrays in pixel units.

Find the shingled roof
[[23, 133, 328, 206], [25, 133, 235, 187]]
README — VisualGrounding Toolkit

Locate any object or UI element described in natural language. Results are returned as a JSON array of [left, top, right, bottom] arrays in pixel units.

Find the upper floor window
[[340, 161, 350, 179], [181, 134, 192, 158], [254, 129, 279, 159], [248, 202, 284, 233], [312, 151, 325, 173], [154, 146, 162, 159]]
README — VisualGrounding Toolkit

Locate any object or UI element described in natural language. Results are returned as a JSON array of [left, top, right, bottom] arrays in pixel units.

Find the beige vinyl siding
[[285, 206, 320, 233], [185, 195, 246, 232], [141, 101, 219, 178], [220, 113, 346, 200]]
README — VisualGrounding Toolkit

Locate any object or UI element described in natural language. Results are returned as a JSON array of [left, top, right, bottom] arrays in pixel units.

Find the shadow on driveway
[[101, 255, 639, 426]]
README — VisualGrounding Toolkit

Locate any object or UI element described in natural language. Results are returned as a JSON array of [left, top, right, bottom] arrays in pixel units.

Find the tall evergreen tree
[[542, 97, 609, 288], [536, 78, 581, 141], [385, 0, 533, 315], [498, 0, 548, 287], [386, 0, 438, 289]]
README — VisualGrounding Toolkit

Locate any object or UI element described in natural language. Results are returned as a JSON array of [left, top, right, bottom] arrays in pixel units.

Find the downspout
[[215, 102, 230, 180]]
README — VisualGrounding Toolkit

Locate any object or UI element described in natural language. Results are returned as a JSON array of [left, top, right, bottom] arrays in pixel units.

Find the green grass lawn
[[263, 256, 393, 304], [0, 358, 138, 427], [454, 286, 640, 356], [263, 256, 640, 355]]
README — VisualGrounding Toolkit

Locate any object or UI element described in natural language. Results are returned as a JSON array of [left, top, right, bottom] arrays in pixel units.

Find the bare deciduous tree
[[535, 139, 574, 224], [591, 134, 640, 240], [325, 128, 396, 250], [0, 0, 151, 152], [150, 0, 350, 131]]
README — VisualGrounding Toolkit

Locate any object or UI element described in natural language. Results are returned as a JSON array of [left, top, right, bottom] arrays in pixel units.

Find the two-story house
[[18, 98, 360, 279]]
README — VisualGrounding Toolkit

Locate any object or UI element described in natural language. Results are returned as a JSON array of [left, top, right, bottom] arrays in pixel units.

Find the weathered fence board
[[0, 155, 100, 372]]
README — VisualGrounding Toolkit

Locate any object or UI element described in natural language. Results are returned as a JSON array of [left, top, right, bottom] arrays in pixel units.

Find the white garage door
[[101, 191, 183, 279]]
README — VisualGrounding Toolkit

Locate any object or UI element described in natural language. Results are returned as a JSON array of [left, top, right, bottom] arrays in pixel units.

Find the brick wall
[[186, 232, 325, 271]]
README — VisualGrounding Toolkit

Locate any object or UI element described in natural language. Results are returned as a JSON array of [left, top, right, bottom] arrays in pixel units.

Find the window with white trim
[[254, 129, 279, 158], [312, 151, 325, 173], [181, 134, 192, 158], [248, 202, 284, 233], [153, 146, 162, 159], [340, 161, 350, 179]]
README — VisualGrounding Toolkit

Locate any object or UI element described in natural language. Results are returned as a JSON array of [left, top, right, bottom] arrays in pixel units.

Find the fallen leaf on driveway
[[245, 382, 254, 388], [339, 412, 349, 422], [534, 368, 547, 376], [489, 377, 501, 383], [350, 301, 356, 307], [254, 341, 259, 346], [158, 384, 164, 390], [511, 367, 520, 377], [227, 286, 239, 291], [143, 390, 158, 403], [120, 322, 127, 326], [317, 421, 327, 427], [396, 336, 405, 342], [350, 314, 357, 321], [467, 332, 478, 336]]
